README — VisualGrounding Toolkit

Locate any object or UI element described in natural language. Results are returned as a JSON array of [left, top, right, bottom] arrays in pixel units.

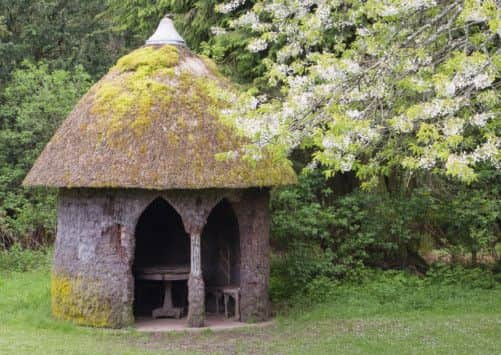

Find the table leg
[[235, 292, 240, 321], [224, 294, 229, 319], [152, 281, 183, 319], [162, 281, 173, 309]]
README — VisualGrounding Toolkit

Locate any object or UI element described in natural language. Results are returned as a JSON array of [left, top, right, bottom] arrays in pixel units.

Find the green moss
[[51, 273, 123, 328], [91, 46, 180, 144], [116, 45, 179, 73]]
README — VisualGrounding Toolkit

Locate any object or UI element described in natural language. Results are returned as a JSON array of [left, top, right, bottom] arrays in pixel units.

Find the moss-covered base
[[51, 272, 133, 328]]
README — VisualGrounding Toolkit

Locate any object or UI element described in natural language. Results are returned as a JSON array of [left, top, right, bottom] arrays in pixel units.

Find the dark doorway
[[202, 199, 240, 314], [133, 197, 190, 318]]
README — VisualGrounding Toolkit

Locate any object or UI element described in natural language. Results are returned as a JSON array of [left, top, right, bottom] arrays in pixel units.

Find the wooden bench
[[207, 286, 240, 321]]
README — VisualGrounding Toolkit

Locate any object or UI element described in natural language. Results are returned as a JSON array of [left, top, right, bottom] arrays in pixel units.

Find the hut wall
[[232, 189, 272, 321], [52, 188, 271, 328], [52, 189, 143, 328]]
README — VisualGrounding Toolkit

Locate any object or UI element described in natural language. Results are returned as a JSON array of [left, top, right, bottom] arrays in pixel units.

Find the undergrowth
[[0, 244, 51, 272]]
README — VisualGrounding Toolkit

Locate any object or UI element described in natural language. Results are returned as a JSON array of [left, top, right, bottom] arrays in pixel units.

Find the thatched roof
[[23, 44, 297, 189]]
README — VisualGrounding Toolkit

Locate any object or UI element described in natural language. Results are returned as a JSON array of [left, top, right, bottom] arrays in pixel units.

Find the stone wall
[[232, 190, 271, 322], [52, 188, 271, 328]]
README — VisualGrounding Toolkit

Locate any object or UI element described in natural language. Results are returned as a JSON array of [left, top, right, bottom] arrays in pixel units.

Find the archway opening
[[202, 199, 240, 317], [133, 197, 189, 318]]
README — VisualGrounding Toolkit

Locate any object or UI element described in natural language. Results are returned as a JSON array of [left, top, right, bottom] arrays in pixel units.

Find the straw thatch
[[23, 45, 296, 189]]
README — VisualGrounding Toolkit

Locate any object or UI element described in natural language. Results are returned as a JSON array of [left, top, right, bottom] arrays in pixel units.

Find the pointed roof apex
[[145, 15, 186, 47]]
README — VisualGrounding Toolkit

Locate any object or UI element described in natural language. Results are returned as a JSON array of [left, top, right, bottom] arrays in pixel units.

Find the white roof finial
[[145, 15, 186, 47]]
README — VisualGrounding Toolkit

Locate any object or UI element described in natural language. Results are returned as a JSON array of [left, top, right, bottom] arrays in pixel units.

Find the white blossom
[[233, 11, 261, 30], [266, 3, 290, 19], [471, 112, 493, 127], [210, 26, 227, 36], [216, 0, 247, 14], [473, 73, 493, 89], [391, 115, 414, 133], [464, 8, 488, 23], [346, 109, 362, 120], [277, 42, 303, 62], [322, 137, 335, 149], [247, 38, 268, 52], [341, 59, 362, 74], [471, 138, 500, 163], [442, 118, 464, 136], [444, 82, 456, 97], [445, 154, 471, 179], [418, 155, 436, 169], [380, 6, 399, 17], [340, 154, 355, 172], [356, 27, 371, 37]]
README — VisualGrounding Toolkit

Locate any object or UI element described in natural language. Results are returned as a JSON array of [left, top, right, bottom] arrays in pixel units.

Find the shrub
[[0, 244, 51, 272], [269, 241, 334, 302], [426, 263, 496, 289], [303, 276, 338, 304]]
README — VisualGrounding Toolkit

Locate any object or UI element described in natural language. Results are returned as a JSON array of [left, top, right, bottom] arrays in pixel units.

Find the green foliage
[[106, 0, 263, 84], [0, 62, 92, 245], [0, 0, 126, 84], [438, 176, 501, 262], [288, 266, 499, 314], [105, 0, 222, 50], [426, 263, 496, 289], [269, 242, 334, 302], [271, 171, 335, 248], [270, 170, 500, 302], [302, 276, 338, 304], [271, 173, 430, 276], [0, 244, 51, 272]]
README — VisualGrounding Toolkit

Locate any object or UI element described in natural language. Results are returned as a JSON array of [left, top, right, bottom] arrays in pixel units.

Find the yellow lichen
[[116, 45, 179, 73], [51, 273, 125, 328], [90, 46, 180, 144]]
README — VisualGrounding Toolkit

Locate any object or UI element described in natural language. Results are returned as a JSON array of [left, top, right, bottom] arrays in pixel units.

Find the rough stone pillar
[[187, 232, 205, 327], [233, 189, 271, 322]]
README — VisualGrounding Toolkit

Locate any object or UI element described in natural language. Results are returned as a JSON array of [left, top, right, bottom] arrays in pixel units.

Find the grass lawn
[[1, 269, 500, 354]]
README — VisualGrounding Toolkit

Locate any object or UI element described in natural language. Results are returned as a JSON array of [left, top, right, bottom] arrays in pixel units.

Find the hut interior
[[133, 197, 241, 320], [202, 199, 241, 317], [133, 198, 189, 318]]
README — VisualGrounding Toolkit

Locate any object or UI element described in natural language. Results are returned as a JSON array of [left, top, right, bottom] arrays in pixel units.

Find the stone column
[[233, 189, 271, 322], [187, 232, 205, 327]]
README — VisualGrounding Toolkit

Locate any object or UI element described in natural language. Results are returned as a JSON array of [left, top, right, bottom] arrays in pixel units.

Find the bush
[[269, 241, 334, 302], [274, 263, 498, 311], [271, 173, 433, 278], [426, 263, 496, 289], [303, 276, 338, 304], [0, 244, 51, 272]]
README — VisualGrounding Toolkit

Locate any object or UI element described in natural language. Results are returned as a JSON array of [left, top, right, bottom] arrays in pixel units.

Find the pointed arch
[[133, 197, 189, 267], [133, 197, 190, 317], [201, 198, 240, 288]]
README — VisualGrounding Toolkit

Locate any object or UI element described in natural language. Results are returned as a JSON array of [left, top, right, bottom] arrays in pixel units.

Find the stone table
[[135, 265, 190, 319]]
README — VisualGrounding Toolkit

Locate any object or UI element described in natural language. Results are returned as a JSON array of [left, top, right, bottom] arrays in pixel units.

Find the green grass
[[1, 267, 500, 354]]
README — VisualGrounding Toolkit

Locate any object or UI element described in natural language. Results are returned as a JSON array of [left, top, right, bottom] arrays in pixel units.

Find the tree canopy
[[214, 0, 500, 187]]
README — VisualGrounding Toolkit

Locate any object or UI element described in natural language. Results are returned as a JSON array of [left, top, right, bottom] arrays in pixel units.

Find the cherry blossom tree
[[216, 0, 500, 188]]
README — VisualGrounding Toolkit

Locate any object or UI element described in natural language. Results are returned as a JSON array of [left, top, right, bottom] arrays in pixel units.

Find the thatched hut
[[23, 16, 296, 328]]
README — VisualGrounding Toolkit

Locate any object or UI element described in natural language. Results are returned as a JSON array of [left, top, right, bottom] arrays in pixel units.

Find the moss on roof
[[23, 45, 297, 189]]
